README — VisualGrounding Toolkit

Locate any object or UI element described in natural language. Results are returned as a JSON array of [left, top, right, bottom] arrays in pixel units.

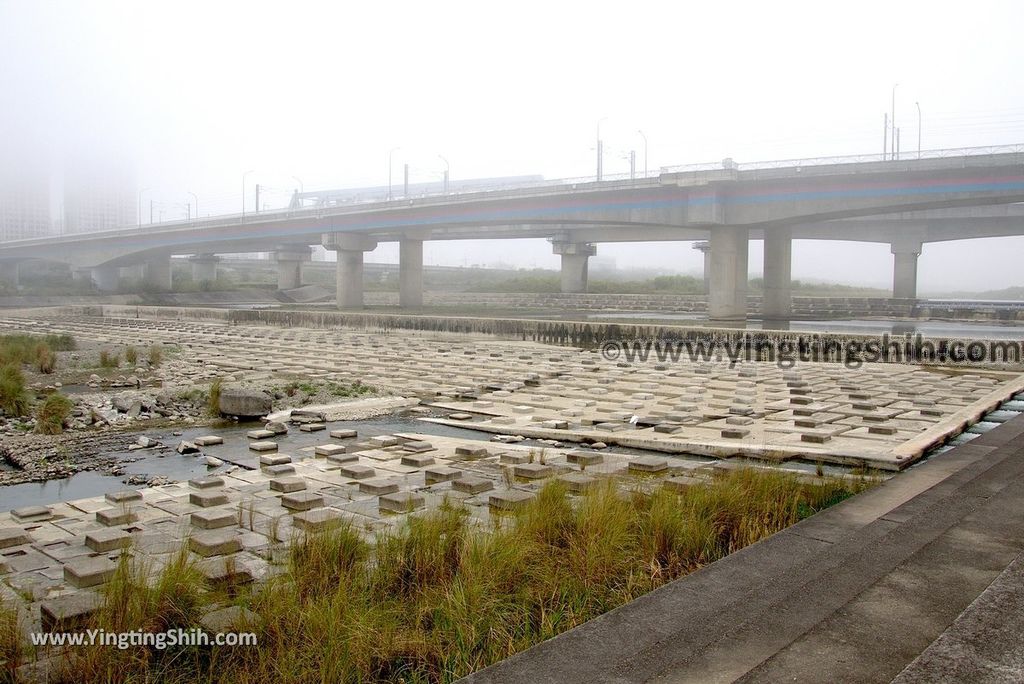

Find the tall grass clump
[[10, 469, 874, 683], [124, 345, 138, 365], [208, 377, 223, 416], [98, 349, 120, 368], [148, 344, 163, 366], [0, 598, 25, 679], [35, 392, 73, 434], [0, 363, 30, 416], [55, 547, 208, 682], [35, 342, 56, 373]]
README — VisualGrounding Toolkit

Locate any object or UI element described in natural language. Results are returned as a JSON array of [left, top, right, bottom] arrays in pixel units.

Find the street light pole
[[438, 155, 450, 193], [242, 169, 255, 217], [387, 147, 400, 201], [891, 83, 899, 160], [291, 176, 304, 193], [187, 192, 198, 221], [596, 117, 607, 181], [637, 130, 648, 177], [916, 102, 922, 159]]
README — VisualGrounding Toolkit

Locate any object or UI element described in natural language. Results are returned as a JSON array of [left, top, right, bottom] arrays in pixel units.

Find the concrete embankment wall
[[25, 304, 1024, 370]]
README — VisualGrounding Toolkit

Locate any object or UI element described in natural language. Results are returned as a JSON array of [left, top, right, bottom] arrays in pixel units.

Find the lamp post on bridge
[[891, 83, 899, 160], [438, 155, 450, 193], [637, 129, 648, 177], [242, 169, 255, 217], [596, 117, 607, 181], [387, 147, 401, 201], [187, 192, 198, 221], [916, 102, 922, 159]]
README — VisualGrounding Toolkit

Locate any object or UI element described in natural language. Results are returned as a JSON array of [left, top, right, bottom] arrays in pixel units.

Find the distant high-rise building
[[0, 148, 53, 242], [0, 179, 52, 241], [62, 160, 136, 234]]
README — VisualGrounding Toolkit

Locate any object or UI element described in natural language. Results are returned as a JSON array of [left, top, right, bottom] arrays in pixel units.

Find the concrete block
[[801, 433, 831, 444], [721, 428, 750, 439], [246, 429, 276, 440], [281, 492, 324, 512], [455, 445, 489, 458], [327, 451, 359, 465], [424, 466, 462, 485], [629, 457, 669, 474], [559, 473, 597, 493], [189, 530, 242, 557], [314, 444, 347, 457], [191, 509, 237, 530], [11, 506, 51, 523], [259, 453, 292, 466], [104, 490, 143, 505], [339, 464, 375, 479], [40, 592, 102, 631], [64, 556, 117, 588], [401, 453, 435, 468], [293, 508, 344, 533], [190, 491, 229, 507], [0, 527, 31, 549], [379, 492, 426, 513], [512, 459, 554, 479], [194, 435, 224, 446], [402, 440, 435, 452], [189, 477, 225, 490], [249, 441, 278, 453], [299, 423, 326, 432], [567, 450, 603, 466], [489, 490, 536, 512], [359, 479, 399, 495], [869, 425, 898, 435], [453, 476, 494, 494], [264, 464, 296, 476], [96, 508, 137, 526], [85, 528, 132, 552], [664, 475, 705, 492], [270, 476, 307, 493], [329, 428, 358, 439], [369, 435, 399, 447]]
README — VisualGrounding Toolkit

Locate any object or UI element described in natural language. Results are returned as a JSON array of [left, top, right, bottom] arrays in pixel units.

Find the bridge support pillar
[[323, 233, 377, 309], [91, 265, 120, 292], [891, 241, 921, 300], [708, 227, 749, 321], [189, 254, 220, 284], [693, 241, 711, 295], [552, 242, 596, 294], [399, 239, 424, 307], [274, 245, 311, 291], [762, 227, 792, 319], [143, 257, 172, 291]]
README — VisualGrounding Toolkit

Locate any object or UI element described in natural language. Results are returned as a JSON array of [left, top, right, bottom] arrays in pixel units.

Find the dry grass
[[31, 469, 873, 683]]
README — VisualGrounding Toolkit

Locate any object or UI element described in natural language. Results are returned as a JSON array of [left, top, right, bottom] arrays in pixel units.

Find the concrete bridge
[[2, 144, 1024, 320]]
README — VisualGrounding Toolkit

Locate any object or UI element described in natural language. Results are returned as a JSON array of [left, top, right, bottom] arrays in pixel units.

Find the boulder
[[218, 389, 272, 418]]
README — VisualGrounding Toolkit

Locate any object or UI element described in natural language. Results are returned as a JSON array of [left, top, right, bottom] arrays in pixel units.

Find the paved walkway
[[464, 415, 1024, 683]]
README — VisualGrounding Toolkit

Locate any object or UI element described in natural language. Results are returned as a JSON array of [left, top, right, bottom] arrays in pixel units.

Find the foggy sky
[[2, 0, 1023, 293]]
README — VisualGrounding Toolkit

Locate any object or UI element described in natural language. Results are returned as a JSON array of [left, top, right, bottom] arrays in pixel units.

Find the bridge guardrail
[[3, 142, 1024, 248]]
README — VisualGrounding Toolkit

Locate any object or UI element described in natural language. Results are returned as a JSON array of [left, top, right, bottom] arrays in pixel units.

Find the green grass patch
[[35, 392, 73, 434], [0, 363, 30, 416]]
